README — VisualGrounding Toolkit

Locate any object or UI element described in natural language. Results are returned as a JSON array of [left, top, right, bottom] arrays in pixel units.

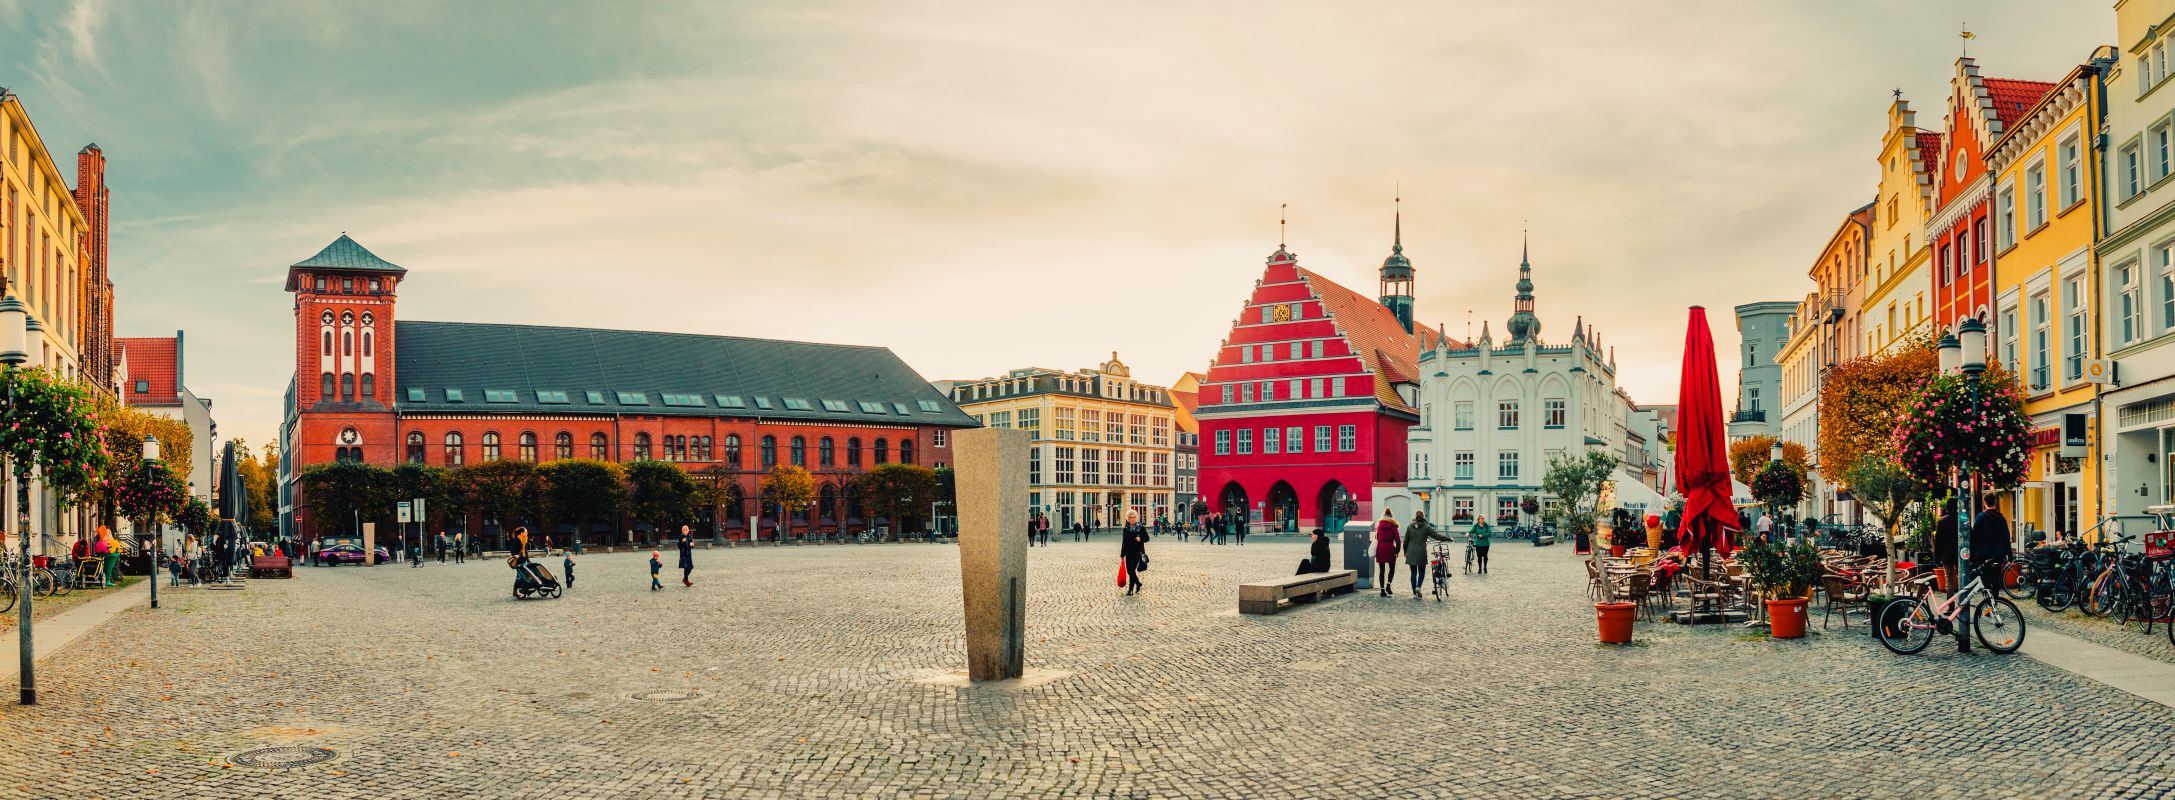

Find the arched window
[[342, 331, 352, 356], [322, 331, 332, 355], [634, 433, 652, 460], [900, 439, 916, 465], [847, 437, 862, 467], [341, 373, 355, 401], [406, 431, 425, 464], [482, 431, 502, 461], [362, 331, 372, 352], [696, 436, 712, 461], [873, 438, 889, 465], [321, 372, 334, 397], [555, 432, 573, 461], [444, 432, 465, 466], [519, 432, 538, 462], [590, 433, 610, 460], [791, 436, 807, 467], [819, 437, 835, 467], [725, 435, 743, 468], [360, 373, 374, 400], [761, 436, 777, 469]]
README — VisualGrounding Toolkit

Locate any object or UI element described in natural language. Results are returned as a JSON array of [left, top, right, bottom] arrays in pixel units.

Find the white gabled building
[[1386, 241, 1643, 527]]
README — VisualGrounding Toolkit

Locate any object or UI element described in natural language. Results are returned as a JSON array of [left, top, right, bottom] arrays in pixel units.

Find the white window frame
[[1997, 182, 2016, 249], [1264, 426, 1281, 455], [1214, 430, 1230, 456], [1497, 400, 1519, 430], [1454, 402, 1474, 430], [2030, 291, 2051, 391], [2064, 276, 2086, 382], [2027, 160, 2047, 231], [1336, 424, 1357, 452], [1454, 451, 1475, 480], [1497, 451, 1519, 481], [2123, 140, 2144, 201], [2119, 261, 2142, 345], [2059, 131, 2083, 208]]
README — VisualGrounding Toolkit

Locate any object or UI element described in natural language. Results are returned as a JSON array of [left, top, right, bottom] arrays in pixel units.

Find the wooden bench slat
[[1238, 570, 1357, 615]]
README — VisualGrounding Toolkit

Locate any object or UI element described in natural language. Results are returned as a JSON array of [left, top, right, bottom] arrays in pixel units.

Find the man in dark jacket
[[1969, 495, 2013, 597]]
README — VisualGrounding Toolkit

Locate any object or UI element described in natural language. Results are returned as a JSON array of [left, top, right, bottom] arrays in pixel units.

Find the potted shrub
[[1739, 536, 1822, 639]]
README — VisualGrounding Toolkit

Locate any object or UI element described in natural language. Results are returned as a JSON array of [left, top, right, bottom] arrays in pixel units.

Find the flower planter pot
[[1595, 602, 1636, 644], [1766, 598, 1809, 639], [1609, 545, 1626, 558], [1934, 567, 1952, 593], [2003, 562, 2021, 589]]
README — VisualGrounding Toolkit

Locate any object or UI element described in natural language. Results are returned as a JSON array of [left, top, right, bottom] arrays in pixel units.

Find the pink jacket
[[1374, 519, 1400, 561]]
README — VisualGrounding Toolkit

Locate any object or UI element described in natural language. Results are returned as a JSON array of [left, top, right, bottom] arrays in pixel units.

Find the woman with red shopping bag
[[1119, 510, 1149, 595]]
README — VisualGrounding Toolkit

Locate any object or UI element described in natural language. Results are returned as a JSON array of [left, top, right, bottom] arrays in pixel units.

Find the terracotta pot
[[1766, 597, 1809, 639], [1596, 602, 1636, 644], [2003, 562, 2021, 589], [1934, 567, 1952, 593], [1609, 545, 1626, 558]]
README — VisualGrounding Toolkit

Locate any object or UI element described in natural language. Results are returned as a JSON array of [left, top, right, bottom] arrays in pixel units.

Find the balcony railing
[[1730, 410, 1767, 424]]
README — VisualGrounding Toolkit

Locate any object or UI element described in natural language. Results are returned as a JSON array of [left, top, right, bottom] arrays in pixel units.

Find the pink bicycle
[[1876, 569, 2025, 655]]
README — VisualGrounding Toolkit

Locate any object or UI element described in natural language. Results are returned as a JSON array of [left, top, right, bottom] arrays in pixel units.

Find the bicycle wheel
[[30, 569, 54, 599], [1878, 598, 1935, 655], [2083, 569, 2123, 618], [1974, 597, 2026, 653], [0, 577, 15, 614], [48, 568, 72, 596], [2001, 563, 2032, 600], [2036, 580, 2073, 612]]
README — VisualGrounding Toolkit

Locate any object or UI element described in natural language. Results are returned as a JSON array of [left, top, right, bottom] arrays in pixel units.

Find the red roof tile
[[118, 336, 180, 406], [1296, 267, 1432, 413], [1985, 78, 2058, 129], [1915, 131, 1943, 177]]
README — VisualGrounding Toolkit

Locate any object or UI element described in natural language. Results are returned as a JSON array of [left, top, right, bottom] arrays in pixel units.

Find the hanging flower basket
[[1751, 461, 1804, 513], [1892, 371, 2029, 490], [0, 367, 107, 498]]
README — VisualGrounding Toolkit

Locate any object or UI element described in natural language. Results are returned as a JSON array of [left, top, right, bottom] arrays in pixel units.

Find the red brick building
[[73, 144, 117, 393], [1931, 57, 2055, 334], [1195, 223, 1443, 534], [276, 235, 978, 547]]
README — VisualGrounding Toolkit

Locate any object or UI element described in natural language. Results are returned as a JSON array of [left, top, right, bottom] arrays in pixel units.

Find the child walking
[[563, 552, 577, 588], [649, 549, 663, 591]]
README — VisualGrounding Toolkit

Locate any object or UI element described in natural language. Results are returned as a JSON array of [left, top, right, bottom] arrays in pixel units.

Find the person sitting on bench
[[1295, 529, 1332, 575]]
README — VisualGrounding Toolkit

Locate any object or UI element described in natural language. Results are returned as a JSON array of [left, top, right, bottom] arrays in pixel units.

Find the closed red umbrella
[[1674, 306, 1737, 558]]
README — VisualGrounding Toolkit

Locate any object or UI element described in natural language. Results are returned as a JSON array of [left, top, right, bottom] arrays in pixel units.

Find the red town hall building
[[1195, 222, 1444, 534], [275, 235, 978, 547]]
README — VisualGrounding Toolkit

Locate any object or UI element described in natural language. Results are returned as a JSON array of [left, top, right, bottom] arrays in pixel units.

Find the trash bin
[[1343, 521, 1374, 590]]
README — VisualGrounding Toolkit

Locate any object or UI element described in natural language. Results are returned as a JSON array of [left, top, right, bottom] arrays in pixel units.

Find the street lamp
[[1937, 329, 1961, 376], [1954, 317, 1988, 653], [2, 290, 35, 705], [143, 435, 161, 610]]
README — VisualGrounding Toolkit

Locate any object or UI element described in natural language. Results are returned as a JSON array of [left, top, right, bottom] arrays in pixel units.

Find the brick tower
[[286, 235, 406, 466]]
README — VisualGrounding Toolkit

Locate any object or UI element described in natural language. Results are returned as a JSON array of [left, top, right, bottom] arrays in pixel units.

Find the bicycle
[[1463, 541, 1476, 575], [1878, 568, 2025, 655], [2082, 536, 2138, 619], [1429, 544, 1452, 602]]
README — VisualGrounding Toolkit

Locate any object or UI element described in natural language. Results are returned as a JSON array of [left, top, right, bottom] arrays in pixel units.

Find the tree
[[1843, 454, 1925, 592], [174, 498, 214, 539], [117, 459, 188, 530], [297, 461, 394, 538], [1727, 436, 1811, 487], [540, 459, 626, 544], [932, 466, 957, 533], [625, 460, 697, 544], [91, 400, 191, 525], [1750, 460, 1805, 522], [855, 464, 936, 536], [231, 439, 280, 535], [453, 460, 542, 547], [689, 465, 740, 535], [1817, 344, 1937, 484], [761, 464, 816, 539], [1541, 451, 1620, 546]]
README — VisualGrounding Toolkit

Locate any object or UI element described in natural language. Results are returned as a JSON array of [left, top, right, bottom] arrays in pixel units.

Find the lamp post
[[2, 290, 36, 705], [1955, 319, 1988, 653], [143, 435, 161, 610], [1768, 439, 1787, 540]]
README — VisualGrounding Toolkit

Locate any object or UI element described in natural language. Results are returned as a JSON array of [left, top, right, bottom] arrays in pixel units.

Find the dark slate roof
[[285, 235, 406, 289], [392, 321, 979, 427]]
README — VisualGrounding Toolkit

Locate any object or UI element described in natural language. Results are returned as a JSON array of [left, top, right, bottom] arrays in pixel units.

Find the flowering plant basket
[[1893, 371, 2029, 490], [1751, 461, 1804, 513], [0, 367, 106, 499]]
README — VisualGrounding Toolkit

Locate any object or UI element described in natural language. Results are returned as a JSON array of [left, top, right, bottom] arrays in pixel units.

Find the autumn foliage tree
[[1816, 343, 1938, 484], [1727, 436, 1811, 487]]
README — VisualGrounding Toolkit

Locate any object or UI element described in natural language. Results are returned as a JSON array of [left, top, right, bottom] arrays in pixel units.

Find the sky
[[0, 0, 2119, 448]]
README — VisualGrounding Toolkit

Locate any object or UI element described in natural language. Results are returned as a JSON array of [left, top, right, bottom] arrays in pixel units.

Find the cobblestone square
[[3, 537, 2173, 799]]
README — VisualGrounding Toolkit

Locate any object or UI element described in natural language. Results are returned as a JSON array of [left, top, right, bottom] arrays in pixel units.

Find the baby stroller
[[509, 556, 563, 600]]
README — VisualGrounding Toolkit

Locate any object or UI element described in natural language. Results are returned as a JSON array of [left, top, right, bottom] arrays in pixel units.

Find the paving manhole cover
[[229, 746, 338, 769], [630, 689, 700, 702]]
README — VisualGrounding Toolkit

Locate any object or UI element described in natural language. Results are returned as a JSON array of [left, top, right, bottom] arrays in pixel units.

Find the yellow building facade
[[946, 354, 1177, 530], [1864, 99, 1940, 355], [1989, 61, 2106, 540], [0, 91, 93, 378]]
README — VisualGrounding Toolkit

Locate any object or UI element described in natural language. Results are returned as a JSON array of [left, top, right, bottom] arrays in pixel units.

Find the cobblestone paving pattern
[[2018, 594, 2175, 665], [3, 537, 2173, 799]]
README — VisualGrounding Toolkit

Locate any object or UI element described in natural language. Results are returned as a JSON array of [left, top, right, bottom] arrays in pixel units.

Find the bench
[[1239, 570, 1358, 615], [248, 554, 293, 579]]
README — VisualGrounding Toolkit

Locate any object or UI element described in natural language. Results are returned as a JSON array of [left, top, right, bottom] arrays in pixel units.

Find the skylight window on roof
[[661, 393, 706, 408], [484, 389, 519, 403], [406, 388, 426, 402], [616, 391, 650, 405], [537, 390, 570, 404], [858, 401, 886, 414], [753, 397, 774, 410], [892, 402, 911, 415], [585, 391, 606, 404], [445, 389, 465, 402], [917, 400, 942, 413], [715, 395, 746, 408], [821, 399, 850, 412], [782, 398, 813, 411]]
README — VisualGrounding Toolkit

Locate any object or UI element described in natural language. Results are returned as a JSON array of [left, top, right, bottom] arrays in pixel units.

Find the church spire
[[1505, 228, 1540, 345], [1379, 190, 1415, 334]]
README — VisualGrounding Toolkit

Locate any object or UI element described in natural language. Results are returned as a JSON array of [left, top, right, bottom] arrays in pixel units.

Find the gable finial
[[1279, 203, 1287, 250], [1393, 185, 1402, 251], [1960, 23, 1974, 58]]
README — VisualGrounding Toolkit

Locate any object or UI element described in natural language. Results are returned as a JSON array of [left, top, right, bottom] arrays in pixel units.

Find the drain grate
[[229, 746, 338, 769], [630, 689, 700, 702]]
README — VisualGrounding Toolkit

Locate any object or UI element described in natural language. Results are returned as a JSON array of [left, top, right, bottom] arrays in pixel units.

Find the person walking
[[650, 549, 664, 591], [1234, 514, 1247, 546], [1403, 511, 1453, 598], [677, 525, 696, 587], [1120, 510, 1149, 595], [452, 532, 467, 564], [1968, 495, 2013, 641], [1374, 511, 1401, 596], [1469, 516, 1493, 574], [436, 531, 449, 563], [1037, 513, 1051, 546], [563, 551, 577, 589], [1296, 528, 1332, 575]]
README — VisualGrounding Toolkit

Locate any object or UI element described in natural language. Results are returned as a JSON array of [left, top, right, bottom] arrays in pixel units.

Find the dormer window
[[343, 278, 353, 292], [314, 276, 327, 291]]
